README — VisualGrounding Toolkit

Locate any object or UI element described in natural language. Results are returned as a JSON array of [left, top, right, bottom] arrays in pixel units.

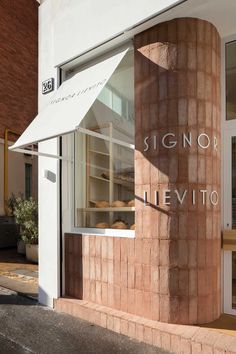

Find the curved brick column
[[134, 18, 221, 324]]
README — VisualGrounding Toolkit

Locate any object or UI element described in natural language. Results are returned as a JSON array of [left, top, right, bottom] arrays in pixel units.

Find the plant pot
[[17, 239, 26, 255], [26, 244, 38, 263]]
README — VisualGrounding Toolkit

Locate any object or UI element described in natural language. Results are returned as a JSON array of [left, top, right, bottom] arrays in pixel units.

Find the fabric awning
[[9, 48, 129, 152]]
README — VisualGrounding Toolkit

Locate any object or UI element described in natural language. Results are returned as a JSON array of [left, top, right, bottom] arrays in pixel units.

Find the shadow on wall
[[133, 17, 221, 324], [64, 235, 83, 300], [134, 18, 221, 242]]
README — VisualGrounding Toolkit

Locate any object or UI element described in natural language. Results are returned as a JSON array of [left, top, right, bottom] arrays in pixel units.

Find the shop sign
[[143, 132, 218, 151], [143, 189, 219, 207], [42, 78, 54, 94], [49, 79, 107, 104], [142, 131, 219, 207]]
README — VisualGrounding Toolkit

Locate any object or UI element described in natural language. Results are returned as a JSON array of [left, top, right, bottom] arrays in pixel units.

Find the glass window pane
[[74, 50, 135, 230], [232, 251, 236, 309], [226, 41, 236, 120], [25, 163, 32, 199], [232, 137, 236, 228], [97, 86, 112, 109]]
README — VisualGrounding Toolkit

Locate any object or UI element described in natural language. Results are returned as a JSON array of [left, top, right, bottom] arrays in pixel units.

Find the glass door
[[223, 130, 236, 314], [232, 138, 236, 310], [223, 40, 236, 315]]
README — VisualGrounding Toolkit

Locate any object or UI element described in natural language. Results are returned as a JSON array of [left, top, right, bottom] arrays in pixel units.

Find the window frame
[[25, 163, 32, 199], [66, 47, 135, 238], [225, 40, 236, 121], [222, 34, 236, 316]]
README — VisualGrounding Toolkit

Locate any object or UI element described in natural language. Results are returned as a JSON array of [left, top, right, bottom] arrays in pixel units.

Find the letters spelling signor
[[143, 132, 218, 152]]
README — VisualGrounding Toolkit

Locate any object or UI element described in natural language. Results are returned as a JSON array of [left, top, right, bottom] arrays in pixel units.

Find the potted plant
[[13, 197, 38, 263], [7, 194, 25, 254]]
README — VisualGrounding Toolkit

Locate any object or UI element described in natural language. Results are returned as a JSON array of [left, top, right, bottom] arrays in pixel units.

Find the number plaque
[[42, 78, 54, 94]]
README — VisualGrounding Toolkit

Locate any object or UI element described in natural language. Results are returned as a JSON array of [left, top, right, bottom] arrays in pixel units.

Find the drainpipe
[[4, 129, 20, 215]]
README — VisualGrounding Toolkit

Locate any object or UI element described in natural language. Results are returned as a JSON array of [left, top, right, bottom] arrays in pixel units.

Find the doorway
[[223, 130, 236, 315], [223, 40, 236, 315]]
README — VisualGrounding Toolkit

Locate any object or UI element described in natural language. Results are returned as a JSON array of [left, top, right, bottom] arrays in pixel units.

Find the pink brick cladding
[[134, 18, 221, 324]]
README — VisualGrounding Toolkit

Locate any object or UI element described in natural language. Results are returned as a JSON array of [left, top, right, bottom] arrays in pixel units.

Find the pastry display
[[127, 199, 135, 207], [111, 200, 126, 207], [96, 222, 109, 228], [130, 224, 135, 230], [95, 200, 109, 208], [101, 170, 134, 183], [80, 126, 135, 230], [101, 172, 109, 180], [111, 220, 128, 229]]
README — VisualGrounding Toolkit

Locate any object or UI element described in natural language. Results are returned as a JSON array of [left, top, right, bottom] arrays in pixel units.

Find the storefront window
[[25, 163, 32, 199], [232, 251, 236, 309], [74, 51, 135, 231], [226, 41, 236, 120], [232, 137, 236, 228]]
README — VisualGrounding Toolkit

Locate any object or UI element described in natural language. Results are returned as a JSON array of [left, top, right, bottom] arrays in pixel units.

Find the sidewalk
[[0, 248, 38, 299], [0, 286, 168, 354], [202, 314, 236, 337]]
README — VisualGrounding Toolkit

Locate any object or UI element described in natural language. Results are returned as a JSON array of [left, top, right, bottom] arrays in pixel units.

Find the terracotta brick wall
[[65, 234, 158, 318], [134, 18, 221, 324], [0, 0, 38, 140], [65, 18, 221, 325]]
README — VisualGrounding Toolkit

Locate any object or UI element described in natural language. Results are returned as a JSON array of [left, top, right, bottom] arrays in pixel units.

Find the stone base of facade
[[55, 297, 236, 354]]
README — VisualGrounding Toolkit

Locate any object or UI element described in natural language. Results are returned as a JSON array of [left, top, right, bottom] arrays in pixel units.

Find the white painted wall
[[38, 139, 60, 307], [38, 0, 60, 307], [38, 0, 236, 71], [53, 0, 182, 66]]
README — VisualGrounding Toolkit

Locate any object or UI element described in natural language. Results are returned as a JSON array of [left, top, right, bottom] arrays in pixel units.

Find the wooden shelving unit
[[77, 122, 135, 228], [89, 175, 133, 189]]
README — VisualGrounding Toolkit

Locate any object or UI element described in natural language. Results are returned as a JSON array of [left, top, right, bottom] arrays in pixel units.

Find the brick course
[[55, 298, 236, 354]]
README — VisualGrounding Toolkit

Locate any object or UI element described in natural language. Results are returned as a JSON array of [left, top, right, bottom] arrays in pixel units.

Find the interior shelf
[[89, 149, 109, 156], [89, 174, 134, 189], [77, 206, 135, 212], [89, 175, 110, 183], [89, 149, 132, 164]]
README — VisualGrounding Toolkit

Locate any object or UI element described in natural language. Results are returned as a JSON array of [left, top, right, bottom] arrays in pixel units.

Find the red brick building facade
[[0, 0, 38, 138], [0, 0, 38, 215]]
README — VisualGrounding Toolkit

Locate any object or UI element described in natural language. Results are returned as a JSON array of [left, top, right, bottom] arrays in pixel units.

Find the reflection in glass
[[74, 51, 135, 230], [232, 137, 236, 228], [232, 252, 236, 309], [226, 41, 236, 120]]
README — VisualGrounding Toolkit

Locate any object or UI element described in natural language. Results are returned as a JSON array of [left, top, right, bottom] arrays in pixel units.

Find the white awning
[[9, 48, 129, 153]]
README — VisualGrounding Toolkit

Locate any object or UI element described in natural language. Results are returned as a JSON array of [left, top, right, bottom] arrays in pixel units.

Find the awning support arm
[[77, 127, 135, 150], [12, 148, 65, 160]]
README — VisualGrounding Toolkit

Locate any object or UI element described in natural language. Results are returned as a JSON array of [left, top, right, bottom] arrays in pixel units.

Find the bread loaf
[[127, 199, 135, 207], [95, 200, 109, 208], [130, 224, 135, 230], [111, 221, 127, 229], [111, 200, 126, 207], [95, 222, 109, 228]]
